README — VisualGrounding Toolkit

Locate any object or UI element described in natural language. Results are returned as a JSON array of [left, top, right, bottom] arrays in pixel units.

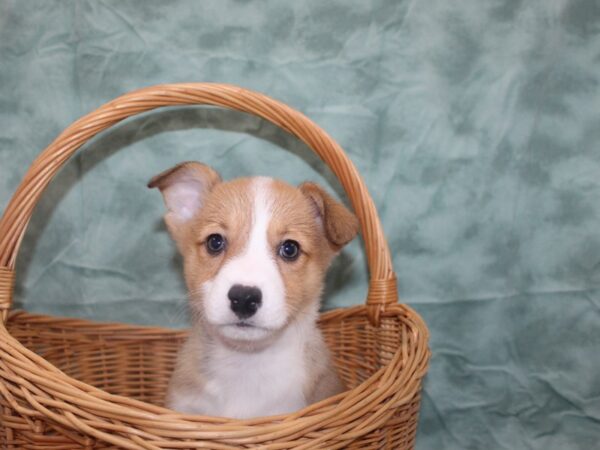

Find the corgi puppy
[[148, 162, 358, 419]]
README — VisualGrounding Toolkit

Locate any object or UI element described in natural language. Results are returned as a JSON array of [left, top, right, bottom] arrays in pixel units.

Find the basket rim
[[1, 304, 429, 444]]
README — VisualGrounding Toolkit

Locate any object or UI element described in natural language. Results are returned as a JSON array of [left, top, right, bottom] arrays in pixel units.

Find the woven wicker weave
[[0, 83, 430, 449]]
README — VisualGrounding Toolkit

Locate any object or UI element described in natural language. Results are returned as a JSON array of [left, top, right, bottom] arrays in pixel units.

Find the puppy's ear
[[299, 182, 359, 249], [148, 162, 221, 241]]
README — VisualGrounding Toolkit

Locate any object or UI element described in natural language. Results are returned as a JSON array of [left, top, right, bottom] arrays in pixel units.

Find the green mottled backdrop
[[1, 1, 599, 448]]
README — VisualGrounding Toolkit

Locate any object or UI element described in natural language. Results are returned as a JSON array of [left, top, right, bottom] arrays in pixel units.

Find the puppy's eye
[[279, 240, 300, 261], [206, 234, 226, 255]]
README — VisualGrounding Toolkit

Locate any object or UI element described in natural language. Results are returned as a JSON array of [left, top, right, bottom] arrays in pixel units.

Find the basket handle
[[0, 83, 397, 325]]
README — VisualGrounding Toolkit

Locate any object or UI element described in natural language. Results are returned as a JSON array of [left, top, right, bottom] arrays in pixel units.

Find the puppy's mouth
[[222, 321, 270, 331], [215, 321, 277, 343]]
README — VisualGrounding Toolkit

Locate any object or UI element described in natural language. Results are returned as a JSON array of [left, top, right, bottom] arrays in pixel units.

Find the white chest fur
[[196, 318, 313, 419]]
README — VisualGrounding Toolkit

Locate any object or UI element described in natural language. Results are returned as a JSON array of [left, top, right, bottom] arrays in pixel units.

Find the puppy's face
[[149, 162, 358, 347]]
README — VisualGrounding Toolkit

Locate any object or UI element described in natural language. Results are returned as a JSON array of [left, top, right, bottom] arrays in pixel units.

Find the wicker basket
[[0, 83, 430, 449]]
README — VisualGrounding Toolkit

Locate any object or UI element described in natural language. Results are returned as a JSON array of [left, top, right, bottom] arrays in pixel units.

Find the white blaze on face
[[202, 178, 287, 341]]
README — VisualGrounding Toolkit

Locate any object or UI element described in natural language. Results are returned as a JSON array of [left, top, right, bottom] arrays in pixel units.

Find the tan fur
[[180, 179, 255, 314], [298, 182, 359, 249], [268, 180, 335, 318], [165, 328, 206, 411], [303, 336, 345, 403]]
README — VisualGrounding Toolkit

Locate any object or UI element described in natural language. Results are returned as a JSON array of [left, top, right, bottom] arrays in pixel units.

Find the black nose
[[228, 284, 262, 319]]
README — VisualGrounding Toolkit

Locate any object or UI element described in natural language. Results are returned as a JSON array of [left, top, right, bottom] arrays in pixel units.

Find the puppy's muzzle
[[228, 284, 262, 319]]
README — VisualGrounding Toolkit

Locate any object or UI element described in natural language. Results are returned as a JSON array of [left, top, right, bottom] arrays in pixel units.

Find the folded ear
[[299, 182, 359, 249], [148, 162, 221, 240]]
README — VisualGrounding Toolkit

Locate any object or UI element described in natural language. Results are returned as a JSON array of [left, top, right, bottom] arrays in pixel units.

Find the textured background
[[1, 0, 599, 448]]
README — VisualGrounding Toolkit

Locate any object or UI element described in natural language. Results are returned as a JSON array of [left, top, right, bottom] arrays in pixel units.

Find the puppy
[[148, 162, 358, 418]]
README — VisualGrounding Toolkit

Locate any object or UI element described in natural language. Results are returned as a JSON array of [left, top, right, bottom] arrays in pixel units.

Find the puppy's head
[[149, 162, 358, 347]]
